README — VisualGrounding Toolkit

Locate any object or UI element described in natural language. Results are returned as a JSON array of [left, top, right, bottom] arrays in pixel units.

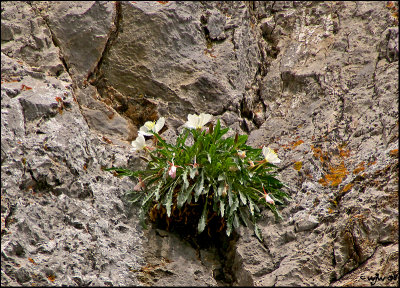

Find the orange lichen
[[339, 147, 351, 158], [352, 161, 365, 175], [47, 275, 56, 282], [283, 139, 304, 150], [341, 183, 354, 193], [21, 84, 32, 91], [389, 149, 398, 157], [293, 140, 304, 148], [319, 161, 349, 187], [311, 145, 326, 162], [293, 161, 302, 171]]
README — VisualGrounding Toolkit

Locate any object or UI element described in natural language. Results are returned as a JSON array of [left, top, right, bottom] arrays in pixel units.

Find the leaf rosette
[[107, 113, 291, 241]]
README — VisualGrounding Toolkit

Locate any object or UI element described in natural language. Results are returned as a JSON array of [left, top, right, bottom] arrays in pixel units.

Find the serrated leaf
[[141, 190, 156, 207], [177, 184, 194, 208], [197, 201, 208, 233], [189, 167, 197, 179], [226, 214, 233, 236], [238, 190, 247, 205], [182, 169, 189, 190], [126, 191, 142, 203], [165, 179, 179, 217], [220, 200, 225, 218], [254, 224, 263, 241], [247, 195, 255, 216], [165, 187, 174, 217], [139, 208, 147, 229], [229, 193, 239, 216], [154, 180, 163, 201], [194, 170, 204, 202], [238, 207, 250, 227], [233, 213, 239, 229], [228, 185, 233, 206]]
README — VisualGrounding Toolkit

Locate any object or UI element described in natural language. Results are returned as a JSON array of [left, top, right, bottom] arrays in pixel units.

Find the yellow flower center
[[145, 121, 156, 130]]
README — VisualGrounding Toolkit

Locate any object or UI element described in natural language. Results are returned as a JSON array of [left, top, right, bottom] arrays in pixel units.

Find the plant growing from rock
[[107, 113, 290, 241]]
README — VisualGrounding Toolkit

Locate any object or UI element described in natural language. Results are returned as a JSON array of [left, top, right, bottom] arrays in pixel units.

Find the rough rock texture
[[1, 1, 398, 287]]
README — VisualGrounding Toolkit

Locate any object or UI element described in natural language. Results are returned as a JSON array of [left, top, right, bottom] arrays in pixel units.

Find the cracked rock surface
[[1, 1, 398, 286]]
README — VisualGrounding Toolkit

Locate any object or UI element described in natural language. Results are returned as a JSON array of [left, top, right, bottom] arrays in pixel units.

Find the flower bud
[[133, 177, 145, 191], [168, 165, 177, 179], [264, 193, 275, 205], [237, 150, 246, 159]]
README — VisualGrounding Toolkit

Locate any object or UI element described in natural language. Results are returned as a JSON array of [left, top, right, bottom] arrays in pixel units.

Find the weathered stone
[[33, 1, 116, 82], [15, 267, 31, 284], [1, 1, 398, 287], [1, 2, 64, 76], [92, 1, 259, 125], [138, 227, 218, 286]]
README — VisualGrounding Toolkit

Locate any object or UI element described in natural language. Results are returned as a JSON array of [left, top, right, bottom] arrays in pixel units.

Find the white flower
[[131, 134, 147, 151], [262, 146, 281, 164], [139, 117, 165, 136], [184, 113, 213, 129]]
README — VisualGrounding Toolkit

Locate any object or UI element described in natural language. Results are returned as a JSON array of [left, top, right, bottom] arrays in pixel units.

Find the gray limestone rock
[[1, 1, 398, 287]]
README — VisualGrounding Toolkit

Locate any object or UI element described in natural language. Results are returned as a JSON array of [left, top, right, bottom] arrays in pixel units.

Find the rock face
[[1, 1, 398, 287]]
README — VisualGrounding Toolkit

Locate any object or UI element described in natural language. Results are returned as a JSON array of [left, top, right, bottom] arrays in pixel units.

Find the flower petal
[[185, 114, 198, 129], [154, 117, 165, 133], [199, 113, 212, 127], [262, 146, 281, 164], [132, 134, 146, 151], [139, 127, 153, 136]]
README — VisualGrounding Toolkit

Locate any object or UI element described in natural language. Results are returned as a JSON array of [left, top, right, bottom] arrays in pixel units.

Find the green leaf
[[105, 167, 138, 177], [227, 184, 233, 206], [238, 207, 250, 227], [229, 193, 239, 216], [154, 180, 163, 201], [182, 169, 189, 190], [165, 178, 179, 217], [220, 200, 225, 218], [189, 167, 197, 179], [197, 201, 208, 233], [238, 189, 247, 205], [194, 169, 204, 202], [234, 134, 248, 147], [226, 214, 234, 236], [233, 213, 239, 229], [254, 224, 263, 241], [247, 195, 255, 216], [177, 183, 194, 208], [125, 191, 142, 203], [141, 190, 156, 207], [165, 186, 174, 217]]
